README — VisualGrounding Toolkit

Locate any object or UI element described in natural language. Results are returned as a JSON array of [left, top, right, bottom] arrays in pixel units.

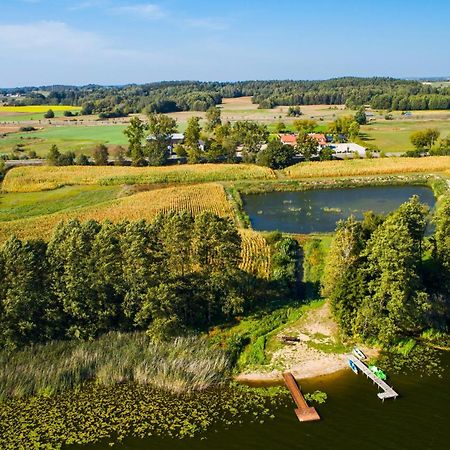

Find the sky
[[1, 0, 450, 87]]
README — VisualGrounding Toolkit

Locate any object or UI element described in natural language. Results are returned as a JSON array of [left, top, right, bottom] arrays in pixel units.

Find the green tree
[[348, 121, 360, 139], [275, 121, 286, 133], [354, 107, 367, 125], [296, 134, 318, 160], [93, 144, 109, 165], [319, 146, 334, 160], [145, 113, 177, 166], [205, 106, 221, 132], [44, 109, 55, 119], [75, 154, 90, 165], [287, 106, 302, 117], [0, 237, 49, 348], [293, 119, 316, 133], [256, 139, 296, 169], [410, 129, 440, 150], [47, 144, 61, 166], [124, 116, 147, 165], [232, 121, 269, 162], [184, 116, 202, 163]]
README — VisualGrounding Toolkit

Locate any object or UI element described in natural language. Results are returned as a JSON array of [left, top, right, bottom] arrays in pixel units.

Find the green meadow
[[0, 185, 122, 222], [0, 125, 128, 156]]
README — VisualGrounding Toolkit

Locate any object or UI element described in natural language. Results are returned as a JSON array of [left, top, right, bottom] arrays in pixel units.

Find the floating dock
[[282, 372, 320, 422], [348, 355, 398, 400]]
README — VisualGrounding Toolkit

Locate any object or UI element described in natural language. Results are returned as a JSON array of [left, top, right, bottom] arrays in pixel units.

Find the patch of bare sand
[[236, 301, 378, 383]]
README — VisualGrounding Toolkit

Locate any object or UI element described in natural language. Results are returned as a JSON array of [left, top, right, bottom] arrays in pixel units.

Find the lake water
[[242, 186, 436, 234], [87, 351, 450, 450]]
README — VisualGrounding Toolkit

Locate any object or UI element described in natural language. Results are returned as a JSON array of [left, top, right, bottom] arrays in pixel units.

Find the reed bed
[[0, 183, 234, 241], [285, 156, 450, 179], [0, 332, 231, 399], [2, 164, 276, 193]]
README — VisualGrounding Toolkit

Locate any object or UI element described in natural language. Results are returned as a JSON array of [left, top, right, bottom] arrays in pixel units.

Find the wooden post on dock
[[282, 372, 320, 422]]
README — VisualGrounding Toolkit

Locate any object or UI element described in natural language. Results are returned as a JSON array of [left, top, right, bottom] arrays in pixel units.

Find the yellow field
[[285, 156, 450, 179], [239, 229, 271, 279], [0, 183, 234, 241], [0, 105, 81, 113], [2, 164, 276, 193]]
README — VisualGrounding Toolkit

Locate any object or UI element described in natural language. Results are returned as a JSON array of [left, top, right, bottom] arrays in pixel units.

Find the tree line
[[322, 196, 450, 345], [3, 78, 449, 115], [0, 213, 253, 349]]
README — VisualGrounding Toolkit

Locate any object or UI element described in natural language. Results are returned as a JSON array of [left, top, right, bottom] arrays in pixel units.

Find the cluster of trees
[[409, 129, 450, 156], [322, 197, 450, 344], [46, 144, 119, 166], [0, 213, 254, 349], [4, 78, 449, 115], [124, 108, 275, 166]]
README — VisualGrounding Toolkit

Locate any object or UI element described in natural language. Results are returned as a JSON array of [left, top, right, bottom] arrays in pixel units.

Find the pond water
[[242, 186, 436, 234], [87, 351, 450, 450]]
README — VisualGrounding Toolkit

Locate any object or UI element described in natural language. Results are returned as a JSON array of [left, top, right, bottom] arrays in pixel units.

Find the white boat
[[353, 347, 367, 360]]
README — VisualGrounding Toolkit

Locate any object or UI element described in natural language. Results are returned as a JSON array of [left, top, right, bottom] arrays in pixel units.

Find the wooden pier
[[348, 355, 398, 400], [282, 372, 320, 422]]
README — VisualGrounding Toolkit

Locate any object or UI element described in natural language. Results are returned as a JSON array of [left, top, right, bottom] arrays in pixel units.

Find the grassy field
[[0, 124, 127, 156], [0, 185, 122, 222], [285, 156, 450, 179], [0, 106, 81, 113], [2, 164, 276, 193], [361, 119, 450, 152]]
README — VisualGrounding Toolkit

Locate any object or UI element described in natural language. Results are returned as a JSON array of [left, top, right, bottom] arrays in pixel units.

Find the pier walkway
[[348, 355, 398, 400], [282, 372, 320, 422]]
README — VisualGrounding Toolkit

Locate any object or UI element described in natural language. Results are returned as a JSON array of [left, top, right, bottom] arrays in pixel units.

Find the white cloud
[[110, 3, 166, 20]]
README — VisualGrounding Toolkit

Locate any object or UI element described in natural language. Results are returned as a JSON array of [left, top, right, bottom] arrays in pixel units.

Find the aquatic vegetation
[[322, 207, 342, 213], [0, 333, 231, 399], [378, 345, 444, 377], [0, 383, 287, 449], [304, 390, 328, 404]]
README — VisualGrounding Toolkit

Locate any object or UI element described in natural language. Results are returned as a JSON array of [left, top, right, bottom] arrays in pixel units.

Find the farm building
[[147, 133, 205, 156], [278, 133, 327, 148], [308, 133, 328, 147], [278, 133, 297, 146], [330, 143, 367, 157]]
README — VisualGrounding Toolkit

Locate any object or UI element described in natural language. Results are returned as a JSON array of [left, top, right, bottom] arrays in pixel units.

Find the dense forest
[[0, 212, 298, 350], [2, 78, 450, 114]]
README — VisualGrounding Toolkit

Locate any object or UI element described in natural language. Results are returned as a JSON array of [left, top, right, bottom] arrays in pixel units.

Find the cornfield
[[239, 229, 271, 279], [285, 156, 450, 179], [0, 183, 234, 241], [3, 164, 276, 193]]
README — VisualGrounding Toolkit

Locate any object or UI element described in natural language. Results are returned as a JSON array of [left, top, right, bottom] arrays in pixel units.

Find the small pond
[[242, 186, 436, 234]]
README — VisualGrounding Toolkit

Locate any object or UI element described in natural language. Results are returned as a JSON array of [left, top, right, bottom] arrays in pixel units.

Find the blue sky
[[1, 0, 450, 87]]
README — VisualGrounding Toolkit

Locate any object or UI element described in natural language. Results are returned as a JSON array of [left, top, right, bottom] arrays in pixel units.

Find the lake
[[242, 186, 436, 234], [86, 351, 450, 450]]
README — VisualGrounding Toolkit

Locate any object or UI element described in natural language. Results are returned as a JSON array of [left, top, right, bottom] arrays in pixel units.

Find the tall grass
[[0, 332, 231, 399]]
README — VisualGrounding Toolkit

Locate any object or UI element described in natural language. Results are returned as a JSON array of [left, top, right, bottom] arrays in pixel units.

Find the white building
[[331, 143, 367, 157]]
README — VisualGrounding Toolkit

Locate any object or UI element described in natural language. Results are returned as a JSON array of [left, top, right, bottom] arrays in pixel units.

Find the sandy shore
[[235, 302, 378, 383]]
